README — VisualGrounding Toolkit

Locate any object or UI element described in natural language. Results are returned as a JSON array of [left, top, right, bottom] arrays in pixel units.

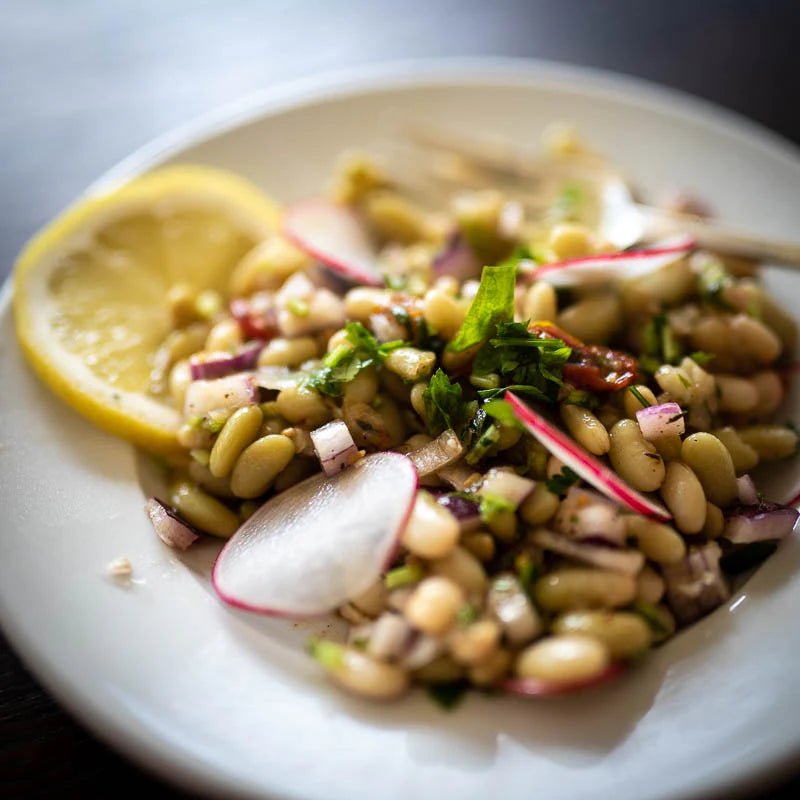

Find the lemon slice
[[13, 165, 281, 459]]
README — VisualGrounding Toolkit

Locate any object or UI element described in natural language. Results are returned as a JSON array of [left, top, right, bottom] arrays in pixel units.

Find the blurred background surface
[[1, 0, 799, 796]]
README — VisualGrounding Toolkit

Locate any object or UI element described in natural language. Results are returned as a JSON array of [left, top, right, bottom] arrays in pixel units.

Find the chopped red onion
[[723, 502, 799, 544], [736, 475, 759, 506], [145, 498, 200, 550], [369, 312, 406, 343], [531, 529, 644, 576], [399, 633, 443, 670], [487, 573, 542, 646], [432, 231, 480, 281], [184, 373, 258, 418], [662, 542, 730, 624], [554, 487, 627, 546], [436, 494, 481, 531], [366, 613, 412, 660], [254, 365, 308, 392], [478, 468, 535, 508], [276, 272, 345, 336], [311, 420, 359, 476], [406, 429, 464, 477], [635, 401, 685, 441], [436, 461, 476, 492], [189, 340, 265, 381]]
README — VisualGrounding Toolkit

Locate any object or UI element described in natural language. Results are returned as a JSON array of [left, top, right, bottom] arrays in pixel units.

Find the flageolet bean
[[350, 580, 389, 618], [461, 531, 496, 562], [230, 434, 296, 499], [552, 611, 651, 660], [713, 426, 760, 474], [660, 462, 707, 534], [257, 336, 319, 368], [188, 459, 235, 498], [486, 508, 517, 541], [276, 384, 331, 428], [228, 235, 310, 296], [409, 382, 428, 420], [702, 502, 725, 538], [523, 281, 557, 322], [448, 619, 501, 666], [495, 423, 522, 451], [519, 483, 560, 526], [209, 405, 264, 478], [383, 347, 436, 382], [379, 369, 411, 403], [423, 289, 467, 340], [468, 648, 512, 686], [730, 313, 782, 365], [534, 568, 637, 611], [401, 491, 460, 559], [515, 635, 611, 683], [429, 546, 488, 600], [647, 603, 677, 643], [169, 359, 192, 407], [404, 577, 465, 636], [170, 481, 239, 538], [344, 287, 391, 322], [560, 404, 610, 455], [738, 425, 798, 460], [609, 419, 666, 492], [625, 516, 686, 564], [653, 434, 683, 462], [363, 191, 431, 243], [205, 318, 243, 353], [623, 384, 658, 419], [548, 222, 593, 260], [751, 371, 784, 417], [636, 565, 665, 604], [715, 375, 759, 414], [273, 455, 317, 493], [328, 646, 409, 700], [343, 367, 379, 404], [557, 293, 621, 344], [680, 433, 738, 507], [413, 655, 464, 684]]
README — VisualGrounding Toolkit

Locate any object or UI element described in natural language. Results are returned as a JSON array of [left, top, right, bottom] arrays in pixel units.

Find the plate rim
[[2, 56, 800, 800]]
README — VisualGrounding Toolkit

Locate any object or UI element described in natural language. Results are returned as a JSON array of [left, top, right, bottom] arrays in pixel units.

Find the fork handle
[[638, 205, 800, 266]]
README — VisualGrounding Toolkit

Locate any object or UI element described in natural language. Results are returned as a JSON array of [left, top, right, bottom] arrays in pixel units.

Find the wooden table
[[2, 1, 799, 796]]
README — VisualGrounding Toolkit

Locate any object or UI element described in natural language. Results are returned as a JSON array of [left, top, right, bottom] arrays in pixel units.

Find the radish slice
[[212, 452, 417, 618], [189, 341, 265, 381], [507, 392, 671, 520], [283, 199, 383, 287], [501, 663, 625, 697], [533, 237, 694, 288]]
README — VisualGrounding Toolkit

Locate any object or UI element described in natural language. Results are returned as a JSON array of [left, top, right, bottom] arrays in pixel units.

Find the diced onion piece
[[507, 392, 671, 520], [436, 494, 481, 531], [736, 475, 759, 506], [436, 461, 476, 492], [478, 468, 535, 508], [254, 365, 307, 391], [635, 402, 685, 441], [406, 429, 464, 477], [662, 542, 730, 624], [367, 613, 412, 660], [554, 487, 627, 546], [723, 502, 799, 544], [370, 312, 406, 343], [311, 419, 359, 476], [189, 341, 265, 381], [432, 231, 480, 281], [487, 573, 542, 646], [184, 373, 258, 418], [532, 529, 644, 575], [145, 498, 200, 551]]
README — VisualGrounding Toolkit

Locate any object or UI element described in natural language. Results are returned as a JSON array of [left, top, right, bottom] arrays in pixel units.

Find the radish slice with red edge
[[212, 452, 417, 618], [501, 662, 625, 697], [283, 199, 383, 287], [533, 236, 695, 288], [506, 392, 671, 520]]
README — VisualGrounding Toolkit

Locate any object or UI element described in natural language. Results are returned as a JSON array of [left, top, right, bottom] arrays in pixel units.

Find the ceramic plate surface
[[2, 60, 800, 800]]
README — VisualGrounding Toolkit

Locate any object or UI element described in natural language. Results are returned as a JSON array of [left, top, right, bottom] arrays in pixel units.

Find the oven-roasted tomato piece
[[528, 322, 638, 392]]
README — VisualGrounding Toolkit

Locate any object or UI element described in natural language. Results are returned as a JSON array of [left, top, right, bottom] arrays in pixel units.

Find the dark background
[[1, 1, 799, 797]]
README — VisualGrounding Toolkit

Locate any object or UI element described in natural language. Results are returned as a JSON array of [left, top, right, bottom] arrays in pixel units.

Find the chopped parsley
[[628, 386, 651, 409], [514, 551, 539, 598], [427, 680, 470, 710], [286, 297, 309, 317], [562, 388, 598, 409], [545, 465, 580, 496], [305, 322, 404, 397], [447, 262, 517, 353], [689, 351, 714, 366], [630, 600, 669, 636], [472, 321, 572, 401], [422, 369, 467, 436], [641, 313, 682, 372], [384, 563, 424, 590], [479, 492, 516, 523], [307, 638, 344, 670], [697, 258, 733, 307], [483, 398, 523, 429], [465, 421, 500, 465], [549, 182, 585, 223], [456, 603, 480, 627]]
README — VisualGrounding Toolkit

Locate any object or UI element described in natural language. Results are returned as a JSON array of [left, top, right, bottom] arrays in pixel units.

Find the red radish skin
[[212, 452, 417, 618], [533, 237, 695, 287], [283, 199, 383, 287], [501, 663, 625, 697], [506, 392, 671, 520]]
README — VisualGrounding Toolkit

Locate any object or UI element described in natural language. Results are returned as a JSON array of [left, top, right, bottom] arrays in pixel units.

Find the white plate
[[2, 60, 800, 800]]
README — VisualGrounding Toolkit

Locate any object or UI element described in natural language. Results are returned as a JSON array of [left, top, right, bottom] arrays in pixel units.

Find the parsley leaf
[[546, 466, 580, 495], [483, 398, 523, 429], [697, 258, 733, 308], [628, 386, 651, 409], [472, 321, 571, 401], [422, 369, 466, 436], [305, 321, 404, 397], [689, 351, 714, 366], [641, 313, 682, 373], [447, 262, 517, 352], [427, 680, 470, 710]]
